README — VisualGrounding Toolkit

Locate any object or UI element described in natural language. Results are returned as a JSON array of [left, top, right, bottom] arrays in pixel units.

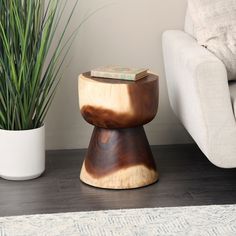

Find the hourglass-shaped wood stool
[[78, 72, 159, 189]]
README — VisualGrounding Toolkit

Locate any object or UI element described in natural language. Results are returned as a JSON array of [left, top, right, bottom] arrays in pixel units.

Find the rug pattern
[[0, 204, 236, 236]]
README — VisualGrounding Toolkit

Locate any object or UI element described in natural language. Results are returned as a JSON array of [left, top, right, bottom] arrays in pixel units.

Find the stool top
[[82, 72, 158, 85], [79, 72, 159, 129]]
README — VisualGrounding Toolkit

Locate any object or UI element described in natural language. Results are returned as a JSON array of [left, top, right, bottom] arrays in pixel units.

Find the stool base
[[80, 126, 158, 189]]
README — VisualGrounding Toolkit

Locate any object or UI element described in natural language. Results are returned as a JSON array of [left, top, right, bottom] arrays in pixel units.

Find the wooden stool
[[78, 72, 159, 189]]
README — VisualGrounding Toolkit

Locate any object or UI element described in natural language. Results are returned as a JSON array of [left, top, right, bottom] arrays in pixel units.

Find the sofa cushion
[[184, 8, 195, 38], [188, 0, 236, 80]]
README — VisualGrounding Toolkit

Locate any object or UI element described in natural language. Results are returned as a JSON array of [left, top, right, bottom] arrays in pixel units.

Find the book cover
[[91, 66, 148, 81]]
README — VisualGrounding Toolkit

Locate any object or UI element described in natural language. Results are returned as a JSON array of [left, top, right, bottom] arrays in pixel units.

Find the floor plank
[[0, 144, 236, 217]]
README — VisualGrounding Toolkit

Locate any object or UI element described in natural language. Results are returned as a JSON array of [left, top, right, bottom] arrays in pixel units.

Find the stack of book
[[91, 66, 148, 81]]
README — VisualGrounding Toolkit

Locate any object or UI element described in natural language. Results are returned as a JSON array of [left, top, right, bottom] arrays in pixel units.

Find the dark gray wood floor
[[1, 144, 236, 217]]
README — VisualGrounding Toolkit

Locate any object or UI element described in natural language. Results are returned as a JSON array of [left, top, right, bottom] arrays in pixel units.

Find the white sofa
[[162, 9, 236, 168]]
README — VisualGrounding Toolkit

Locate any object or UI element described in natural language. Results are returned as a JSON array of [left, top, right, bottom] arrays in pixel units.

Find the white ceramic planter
[[0, 126, 45, 181]]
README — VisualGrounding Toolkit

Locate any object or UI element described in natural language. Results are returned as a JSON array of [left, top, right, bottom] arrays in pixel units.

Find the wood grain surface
[[79, 72, 158, 129], [80, 126, 158, 189]]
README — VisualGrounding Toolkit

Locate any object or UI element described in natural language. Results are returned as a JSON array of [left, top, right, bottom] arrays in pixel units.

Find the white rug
[[0, 204, 236, 236]]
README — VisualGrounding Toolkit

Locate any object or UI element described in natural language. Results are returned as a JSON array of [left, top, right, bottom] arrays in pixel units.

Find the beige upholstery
[[187, 0, 236, 80], [162, 13, 236, 168]]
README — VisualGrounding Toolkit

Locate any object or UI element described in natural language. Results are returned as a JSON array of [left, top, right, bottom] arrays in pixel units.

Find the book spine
[[91, 71, 136, 81]]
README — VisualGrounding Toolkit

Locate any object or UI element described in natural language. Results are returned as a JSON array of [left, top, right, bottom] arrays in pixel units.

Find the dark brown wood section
[[84, 126, 157, 178], [81, 105, 157, 129]]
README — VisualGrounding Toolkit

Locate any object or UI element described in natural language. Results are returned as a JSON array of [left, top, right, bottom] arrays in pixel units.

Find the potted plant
[[0, 0, 77, 180]]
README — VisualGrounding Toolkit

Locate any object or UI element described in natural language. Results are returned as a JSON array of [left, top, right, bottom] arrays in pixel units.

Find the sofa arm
[[162, 30, 236, 168]]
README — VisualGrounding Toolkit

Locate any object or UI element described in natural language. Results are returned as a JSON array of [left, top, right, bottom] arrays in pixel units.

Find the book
[[91, 66, 148, 81]]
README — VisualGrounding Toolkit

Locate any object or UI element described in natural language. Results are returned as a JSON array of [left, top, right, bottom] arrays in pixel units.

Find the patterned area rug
[[0, 204, 236, 236]]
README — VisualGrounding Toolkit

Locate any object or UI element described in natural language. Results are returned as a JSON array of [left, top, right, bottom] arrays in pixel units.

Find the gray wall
[[45, 0, 193, 150]]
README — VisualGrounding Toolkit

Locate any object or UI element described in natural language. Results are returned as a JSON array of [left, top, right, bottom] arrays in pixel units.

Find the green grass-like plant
[[0, 0, 78, 130]]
